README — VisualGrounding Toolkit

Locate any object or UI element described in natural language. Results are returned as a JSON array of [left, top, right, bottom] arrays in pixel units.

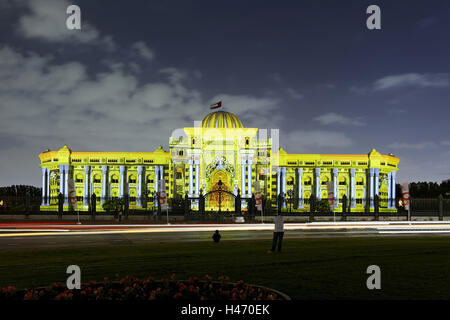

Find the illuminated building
[[39, 110, 399, 212]]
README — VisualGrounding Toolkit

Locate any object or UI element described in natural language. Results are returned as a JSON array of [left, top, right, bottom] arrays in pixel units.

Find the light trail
[[2, 221, 450, 238]]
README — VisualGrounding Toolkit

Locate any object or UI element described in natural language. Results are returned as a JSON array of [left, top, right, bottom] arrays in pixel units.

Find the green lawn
[[1, 236, 450, 299]]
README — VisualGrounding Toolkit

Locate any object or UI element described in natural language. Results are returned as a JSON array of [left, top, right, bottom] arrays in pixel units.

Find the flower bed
[[0, 274, 290, 300]]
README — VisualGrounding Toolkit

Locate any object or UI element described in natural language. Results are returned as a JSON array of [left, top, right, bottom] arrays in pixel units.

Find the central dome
[[201, 111, 243, 128]]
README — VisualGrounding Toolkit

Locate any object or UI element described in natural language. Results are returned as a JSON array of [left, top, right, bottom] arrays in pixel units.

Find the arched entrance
[[205, 170, 235, 211]]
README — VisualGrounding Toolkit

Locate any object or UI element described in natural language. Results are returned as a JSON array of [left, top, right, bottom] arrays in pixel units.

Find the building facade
[[39, 110, 399, 212]]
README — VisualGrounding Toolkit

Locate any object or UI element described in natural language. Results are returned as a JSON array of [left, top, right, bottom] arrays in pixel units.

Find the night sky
[[1, 0, 449, 187]]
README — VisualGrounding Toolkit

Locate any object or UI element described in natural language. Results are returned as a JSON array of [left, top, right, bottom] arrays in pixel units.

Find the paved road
[[3, 221, 450, 250]]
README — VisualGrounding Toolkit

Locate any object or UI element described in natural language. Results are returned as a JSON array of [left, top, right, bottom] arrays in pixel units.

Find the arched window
[[129, 175, 137, 183], [356, 177, 364, 186], [111, 174, 119, 184], [75, 174, 83, 183], [175, 167, 183, 180], [339, 176, 347, 185], [93, 174, 101, 183], [304, 177, 312, 186]]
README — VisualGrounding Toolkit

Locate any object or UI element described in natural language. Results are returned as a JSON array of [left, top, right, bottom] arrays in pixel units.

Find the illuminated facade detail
[[39, 110, 399, 212]]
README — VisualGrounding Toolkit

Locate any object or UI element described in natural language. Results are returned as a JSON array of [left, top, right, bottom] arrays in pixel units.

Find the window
[[304, 177, 312, 186], [287, 177, 294, 186], [356, 177, 364, 186], [75, 174, 83, 183], [245, 137, 249, 145], [111, 175, 119, 183], [175, 172, 182, 179], [93, 174, 101, 183], [178, 150, 184, 156], [321, 177, 329, 186], [129, 175, 137, 183]]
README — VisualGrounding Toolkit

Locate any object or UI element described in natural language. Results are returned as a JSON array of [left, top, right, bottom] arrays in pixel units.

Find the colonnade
[[274, 167, 397, 210], [240, 155, 253, 198], [41, 164, 165, 207]]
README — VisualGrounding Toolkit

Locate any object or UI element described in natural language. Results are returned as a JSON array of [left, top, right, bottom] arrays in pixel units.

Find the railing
[[1, 195, 450, 219]]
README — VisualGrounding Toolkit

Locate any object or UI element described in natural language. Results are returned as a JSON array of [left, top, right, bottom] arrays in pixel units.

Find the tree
[[102, 198, 124, 215], [0, 185, 41, 196], [316, 199, 331, 213]]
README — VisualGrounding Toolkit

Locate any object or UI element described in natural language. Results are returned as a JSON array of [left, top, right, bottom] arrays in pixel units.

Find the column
[[333, 168, 338, 209], [119, 165, 126, 198], [194, 161, 199, 196], [46, 168, 50, 205], [102, 165, 108, 204], [387, 171, 392, 209], [297, 168, 303, 209], [84, 165, 90, 206], [154, 166, 159, 207], [241, 157, 246, 197], [369, 168, 374, 209], [391, 171, 397, 208], [247, 157, 252, 198], [374, 168, 380, 202], [160, 165, 164, 198], [59, 165, 65, 197], [64, 165, 69, 205], [188, 159, 193, 196], [276, 167, 281, 197], [315, 168, 321, 200], [137, 166, 143, 207], [350, 168, 356, 208], [281, 167, 286, 208], [41, 167, 47, 206]]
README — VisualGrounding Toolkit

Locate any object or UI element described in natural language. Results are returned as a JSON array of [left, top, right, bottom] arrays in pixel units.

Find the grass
[[1, 236, 450, 299]]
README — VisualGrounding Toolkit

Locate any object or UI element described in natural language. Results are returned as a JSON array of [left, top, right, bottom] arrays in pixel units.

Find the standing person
[[268, 213, 284, 253]]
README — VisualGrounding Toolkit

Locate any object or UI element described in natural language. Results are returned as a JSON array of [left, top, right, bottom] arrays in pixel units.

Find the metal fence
[[1, 195, 449, 221]]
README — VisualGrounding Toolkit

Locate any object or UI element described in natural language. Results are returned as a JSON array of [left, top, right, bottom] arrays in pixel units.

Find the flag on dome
[[209, 101, 222, 109]]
